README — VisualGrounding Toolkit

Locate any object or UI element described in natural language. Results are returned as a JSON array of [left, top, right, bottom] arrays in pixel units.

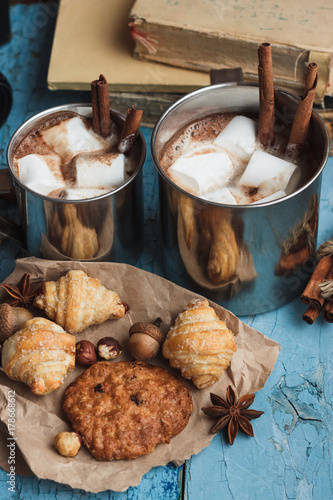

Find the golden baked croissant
[[1, 317, 75, 395], [162, 299, 236, 389], [34, 270, 127, 334]]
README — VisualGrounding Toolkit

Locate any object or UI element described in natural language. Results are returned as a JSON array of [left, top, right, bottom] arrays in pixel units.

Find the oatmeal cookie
[[63, 361, 193, 460]]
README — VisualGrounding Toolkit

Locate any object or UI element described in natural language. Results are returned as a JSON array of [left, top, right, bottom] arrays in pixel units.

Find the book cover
[[47, 0, 209, 94], [130, 0, 333, 103]]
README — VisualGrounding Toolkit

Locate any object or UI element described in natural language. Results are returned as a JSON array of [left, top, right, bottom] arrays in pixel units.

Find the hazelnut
[[75, 340, 97, 366], [129, 322, 165, 361], [54, 432, 82, 457], [0, 304, 33, 343], [97, 337, 123, 360]]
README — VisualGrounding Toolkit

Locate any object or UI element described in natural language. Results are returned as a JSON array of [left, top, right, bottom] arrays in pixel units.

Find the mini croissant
[[1, 317, 75, 395], [162, 299, 237, 389], [34, 270, 127, 334]]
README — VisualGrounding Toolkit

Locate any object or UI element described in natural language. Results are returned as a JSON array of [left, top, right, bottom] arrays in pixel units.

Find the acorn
[[0, 303, 33, 343], [128, 321, 165, 361]]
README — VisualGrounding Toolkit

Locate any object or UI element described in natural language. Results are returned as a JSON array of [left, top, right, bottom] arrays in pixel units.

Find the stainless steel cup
[[151, 83, 329, 315], [4, 103, 145, 263]]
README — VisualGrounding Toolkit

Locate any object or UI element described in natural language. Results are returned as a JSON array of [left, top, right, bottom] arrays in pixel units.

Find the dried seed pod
[[0, 303, 33, 342], [129, 322, 165, 361]]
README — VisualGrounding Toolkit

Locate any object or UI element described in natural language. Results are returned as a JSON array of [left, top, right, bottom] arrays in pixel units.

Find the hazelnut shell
[[54, 432, 82, 457], [75, 340, 97, 366], [97, 337, 123, 360]]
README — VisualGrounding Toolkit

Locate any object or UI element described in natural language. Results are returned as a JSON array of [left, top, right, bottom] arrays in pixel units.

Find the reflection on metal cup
[[151, 83, 329, 315], [6, 104, 146, 263]]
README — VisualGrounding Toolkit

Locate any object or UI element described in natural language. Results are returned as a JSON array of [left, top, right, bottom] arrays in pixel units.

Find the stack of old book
[[48, 0, 333, 128]]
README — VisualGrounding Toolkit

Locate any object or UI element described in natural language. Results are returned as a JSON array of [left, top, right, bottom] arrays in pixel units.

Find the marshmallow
[[250, 190, 286, 204], [285, 166, 302, 195], [201, 187, 238, 205], [65, 188, 110, 200], [168, 151, 234, 195], [239, 150, 298, 196], [41, 116, 110, 160], [213, 115, 257, 160], [181, 143, 223, 158], [17, 154, 65, 196], [75, 153, 125, 189]]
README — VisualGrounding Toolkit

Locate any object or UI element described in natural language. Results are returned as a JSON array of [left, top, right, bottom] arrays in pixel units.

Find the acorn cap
[[0, 303, 13, 343], [129, 322, 165, 345]]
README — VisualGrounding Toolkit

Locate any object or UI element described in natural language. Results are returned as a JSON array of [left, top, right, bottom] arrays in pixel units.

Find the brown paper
[[0, 257, 280, 492], [0, 424, 33, 477]]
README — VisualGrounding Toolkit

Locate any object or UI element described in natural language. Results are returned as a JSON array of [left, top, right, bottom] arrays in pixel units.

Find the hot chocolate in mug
[[151, 83, 329, 315], [2, 104, 146, 263]]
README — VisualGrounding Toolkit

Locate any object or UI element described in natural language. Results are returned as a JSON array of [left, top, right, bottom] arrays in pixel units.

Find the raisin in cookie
[[63, 361, 193, 460]]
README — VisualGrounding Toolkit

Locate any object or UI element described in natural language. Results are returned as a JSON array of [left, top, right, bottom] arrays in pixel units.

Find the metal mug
[[151, 83, 329, 315], [2, 103, 146, 263]]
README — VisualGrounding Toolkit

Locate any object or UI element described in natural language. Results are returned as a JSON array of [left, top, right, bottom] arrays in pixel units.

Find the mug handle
[[209, 67, 244, 85], [0, 169, 24, 246]]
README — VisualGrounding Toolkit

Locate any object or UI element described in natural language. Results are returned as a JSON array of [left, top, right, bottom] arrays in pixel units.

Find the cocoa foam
[[12, 111, 140, 199], [159, 112, 235, 170], [159, 112, 316, 205]]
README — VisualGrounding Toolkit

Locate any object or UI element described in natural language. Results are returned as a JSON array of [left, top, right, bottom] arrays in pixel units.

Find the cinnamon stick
[[301, 255, 333, 309], [320, 261, 333, 322], [91, 74, 112, 138], [118, 106, 143, 154], [323, 300, 333, 323], [286, 63, 318, 156], [91, 79, 100, 136], [302, 304, 321, 325], [303, 62, 318, 97], [258, 43, 275, 147], [319, 257, 333, 294]]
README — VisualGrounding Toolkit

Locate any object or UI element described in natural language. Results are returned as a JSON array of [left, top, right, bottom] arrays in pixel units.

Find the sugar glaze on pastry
[[34, 270, 127, 334], [162, 299, 237, 389], [1, 317, 75, 395]]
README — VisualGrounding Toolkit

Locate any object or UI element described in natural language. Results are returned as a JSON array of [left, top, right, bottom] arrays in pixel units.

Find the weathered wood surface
[[0, 3, 332, 499]]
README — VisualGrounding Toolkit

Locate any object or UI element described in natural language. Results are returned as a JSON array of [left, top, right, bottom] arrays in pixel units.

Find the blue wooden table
[[0, 4, 332, 499]]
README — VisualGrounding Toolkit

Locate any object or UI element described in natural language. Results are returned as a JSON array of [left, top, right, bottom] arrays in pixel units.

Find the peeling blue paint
[[0, 2, 333, 500]]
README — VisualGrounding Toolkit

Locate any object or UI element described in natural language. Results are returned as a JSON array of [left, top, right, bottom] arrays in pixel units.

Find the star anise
[[202, 385, 264, 445], [1, 273, 44, 309]]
